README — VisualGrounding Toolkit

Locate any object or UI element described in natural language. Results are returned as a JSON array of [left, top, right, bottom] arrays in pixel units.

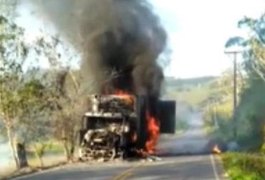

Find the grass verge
[[0, 153, 66, 180], [222, 152, 265, 180]]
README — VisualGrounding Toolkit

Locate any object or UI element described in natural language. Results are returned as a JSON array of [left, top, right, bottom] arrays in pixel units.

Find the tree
[[17, 79, 54, 167], [0, 0, 18, 18], [33, 35, 89, 161], [0, 14, 61, 168], [223, 13, 265, 150], [235, 15, 265, 81], [0, 15, 29, 168], [50, 69, 88, 161]]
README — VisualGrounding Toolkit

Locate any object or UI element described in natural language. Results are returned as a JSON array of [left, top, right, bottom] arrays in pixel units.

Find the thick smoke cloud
[[29, 0, 167, 97]]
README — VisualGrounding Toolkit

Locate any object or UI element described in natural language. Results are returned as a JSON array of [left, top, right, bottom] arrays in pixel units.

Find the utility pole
[[224, 51, 240, 139]]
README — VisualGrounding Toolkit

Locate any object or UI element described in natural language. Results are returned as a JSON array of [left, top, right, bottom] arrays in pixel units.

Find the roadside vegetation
[[0, 142, 65, 178], [0, 1, 90, 177], [201, 13, 265, 180], [222, 153, 265, 180]]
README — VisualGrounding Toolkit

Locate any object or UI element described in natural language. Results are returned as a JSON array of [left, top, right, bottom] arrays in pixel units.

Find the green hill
[[164, 76, 218, 108]]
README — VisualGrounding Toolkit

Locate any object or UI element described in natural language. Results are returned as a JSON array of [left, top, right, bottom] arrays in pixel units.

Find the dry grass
[[0, 154, 66, 180], [0, 164, 16, 179]]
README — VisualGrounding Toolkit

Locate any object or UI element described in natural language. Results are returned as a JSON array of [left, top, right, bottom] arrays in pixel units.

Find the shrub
[[222, 153, 265, 180]]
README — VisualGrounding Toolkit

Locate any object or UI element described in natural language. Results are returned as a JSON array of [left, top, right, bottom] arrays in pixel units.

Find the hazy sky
[[16, 0, 265, 78], [151, 0, 265, 78]]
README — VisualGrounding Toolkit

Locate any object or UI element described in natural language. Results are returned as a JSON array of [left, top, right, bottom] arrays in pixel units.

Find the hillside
[[164, 76, 218, 108]]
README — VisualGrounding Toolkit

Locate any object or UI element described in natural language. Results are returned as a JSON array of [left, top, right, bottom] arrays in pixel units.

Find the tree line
[[204, 13, 265, 152], [0, 9, 89, 168]]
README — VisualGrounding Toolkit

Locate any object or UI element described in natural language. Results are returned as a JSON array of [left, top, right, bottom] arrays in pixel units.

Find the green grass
[[47, 141, 65, 154], [27, 141, 64, 155], [28, 153, 65, 167], [166, 83, 214, 108], [178, 86, 212, 106], [27, 141, 65, 166], [222, 153, 265, 180]]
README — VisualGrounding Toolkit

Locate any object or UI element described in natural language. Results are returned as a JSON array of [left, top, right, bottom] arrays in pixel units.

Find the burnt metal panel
[[135, 96, 148, 149], [158, 100, 176, 134]]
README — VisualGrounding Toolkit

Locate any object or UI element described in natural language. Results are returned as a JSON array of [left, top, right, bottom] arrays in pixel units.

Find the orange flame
[[212, 144, 222, 154], [145, 112, 160, 154], [114, 90, 160, 155], [115, 90, 129, 95], [114, 90, 134, 105]]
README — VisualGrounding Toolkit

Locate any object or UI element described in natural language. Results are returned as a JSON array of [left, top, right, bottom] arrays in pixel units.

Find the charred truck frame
[[33, 0, 172, 162], [78, 94, 176, 161]]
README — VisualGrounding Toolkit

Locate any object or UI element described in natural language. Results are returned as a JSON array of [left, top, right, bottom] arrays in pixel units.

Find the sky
[[150, 0, 265, 78], [16, 0, 265, 78]]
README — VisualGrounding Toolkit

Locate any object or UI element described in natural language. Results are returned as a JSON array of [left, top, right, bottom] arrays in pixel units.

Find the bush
[[222, 153, 265, 180]]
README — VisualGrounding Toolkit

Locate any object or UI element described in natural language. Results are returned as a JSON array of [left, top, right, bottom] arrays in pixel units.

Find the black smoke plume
[[28, 0, 167, 97]]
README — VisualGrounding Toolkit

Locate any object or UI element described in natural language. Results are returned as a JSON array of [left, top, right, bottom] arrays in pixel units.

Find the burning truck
[[32, 0, 173, 161], [78, 94, 176, 161]]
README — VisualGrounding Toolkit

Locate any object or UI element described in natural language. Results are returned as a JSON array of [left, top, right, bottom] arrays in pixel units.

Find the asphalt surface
[[12, 112, 227, 180], [13, 155, 226, 180], [157, 112, 212, 155]]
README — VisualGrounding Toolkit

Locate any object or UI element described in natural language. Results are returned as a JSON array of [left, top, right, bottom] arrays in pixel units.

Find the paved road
[[13, 111, 228, 180], [13, 155, 226, 180], [117, 155, 226, 180], [157, 112, 212, 155]]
